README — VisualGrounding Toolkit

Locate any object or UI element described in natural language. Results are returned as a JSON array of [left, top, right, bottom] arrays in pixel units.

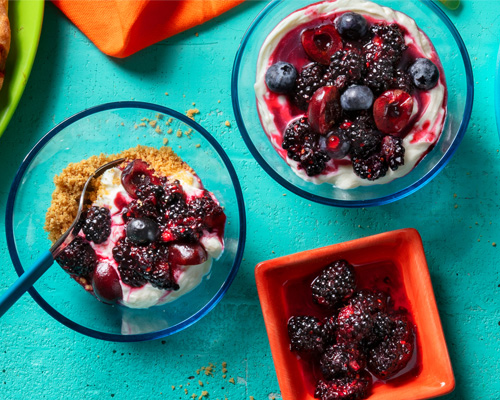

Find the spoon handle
[[0, 251, 54, 318]]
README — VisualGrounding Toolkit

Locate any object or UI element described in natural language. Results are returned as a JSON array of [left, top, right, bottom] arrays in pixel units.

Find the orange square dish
[[255, 228, 454, 400]]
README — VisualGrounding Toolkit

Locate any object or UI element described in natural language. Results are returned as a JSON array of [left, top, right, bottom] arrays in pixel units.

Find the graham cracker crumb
[[163, 138, 169, 145], [198, 381, 203, 387], [195, 144, 201, 148], [134, 124, 138, 129], [177, 130, 183, 138], [186, 109, 200, 120], [493, 242, 497, 247], [167, 128, 173, 134], [149, 120, 157, 128], [165, 92, 169, 96], [44, 146, 193, 243], [228, 377, 235, 384], [156, 114, 163, 120], [225, 121, 231, 127], [155, 126, 162, 134], [138, 122, 146, 127]]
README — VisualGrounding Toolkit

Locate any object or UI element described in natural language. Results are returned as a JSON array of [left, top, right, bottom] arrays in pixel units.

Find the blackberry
[[315, 373, 372, 400], [325, 51, 366, 89], [288, 316, 326, 354], [320, 344, 366, 380], [363, 58, 394, 95], [322, 315, 338, 343], [367, 312, 415, 379], [293, 63, 327, 110], [282, 118, 329, 177], [113, 238, 177, 289], [392, 70, 413, 93], [363, 23, 407, 65], [348, 289, 389, 315], [149, 264, 180, 291], [336, 304, 374, 344], [342, 122, 382, 159], [352, 154, 388, 181], [311, 260, 357, 307], [82, 206, 111, 244], [367, 333, 413, 379], [370, 312, 395, 344], [56, 236, 96, 277], [136, 183, 164, 201], [381, 135, 405, 171]]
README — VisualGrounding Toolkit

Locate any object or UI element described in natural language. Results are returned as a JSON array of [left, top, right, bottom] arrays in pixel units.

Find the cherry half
[[121, 160, 158, 199], [92, 262, 122, 304], [373, 90, 414, 134], [301, 25, 343, 65], [168, 243, 208, 266], [307, 86, 342, 135]]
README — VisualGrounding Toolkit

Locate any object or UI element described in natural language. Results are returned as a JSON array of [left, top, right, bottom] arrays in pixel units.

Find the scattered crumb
[[141, 117, 149, 122], [222, 374, 226, 379], [195, 144, 201, 148], [453, 193, 457, 198], [149, 120, 157, 128], [120, 122, 124, 126], [172, 386, 175, 390], [167, 128, 173, 134], [192, 102, 196, 106], [218, 100, 221, 103], [454, 204, 458, 209], [168, 118, 173, 123], [195, 32, 199, 37], [202, 391, 208, 397], [165, 92, 169, 96], [134, 124, 138, 129], [225, 120, 231, 127], [163, 138, 169, 145], [186, 108, 200, 120], [156, 113, 163, 120], [228, 378, 235, 385], [155, 126, 162, 134], [138, 122, 146, 127], [493, 242, 497, 247], [250, 397, 255, 400], [177, 130, 183, 138], [184, 128, 193, 137], [199, 381, 203, 387], [185, 389, 188, 395]]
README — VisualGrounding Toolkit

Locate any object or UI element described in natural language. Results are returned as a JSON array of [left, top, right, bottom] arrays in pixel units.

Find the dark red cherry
[[308, 86, 341, 135], [373, 90, 413, 134], [301, 25, 343, 65], [92, 262, 122, 304], [121, 160, 157, 198], [168, 243, 208, 266]]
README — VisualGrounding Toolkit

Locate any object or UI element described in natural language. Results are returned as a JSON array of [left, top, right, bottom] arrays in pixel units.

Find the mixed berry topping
[[82, 206, 111, 244], [265, 11, 441, 182], [55, 159, 226, 303], [287, 259, 417, 400]]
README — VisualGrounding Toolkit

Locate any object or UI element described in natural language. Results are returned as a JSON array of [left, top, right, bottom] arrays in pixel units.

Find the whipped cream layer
[[255, 0, 447, 189], [89, 167, 224, 309]]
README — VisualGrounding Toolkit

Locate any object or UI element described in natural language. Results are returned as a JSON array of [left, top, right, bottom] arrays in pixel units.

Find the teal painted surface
[[0, 1, 499, 399]]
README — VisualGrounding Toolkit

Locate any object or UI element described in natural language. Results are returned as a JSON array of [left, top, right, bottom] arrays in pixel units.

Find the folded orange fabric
[[52, 0, 245, 58]]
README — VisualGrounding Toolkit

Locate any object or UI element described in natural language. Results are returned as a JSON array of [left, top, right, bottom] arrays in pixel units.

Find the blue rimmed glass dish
[[232, 0, 473, 207], [5, 102, 246, 342]]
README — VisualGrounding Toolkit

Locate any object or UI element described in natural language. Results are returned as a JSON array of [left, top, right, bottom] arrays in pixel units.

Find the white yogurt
[[255, 0, 447, 189]]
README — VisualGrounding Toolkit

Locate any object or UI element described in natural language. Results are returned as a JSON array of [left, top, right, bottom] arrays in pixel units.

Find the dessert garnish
[[255, 0, 447, 189], [287, 259, 417, 400], [45, 146, 226, 309]]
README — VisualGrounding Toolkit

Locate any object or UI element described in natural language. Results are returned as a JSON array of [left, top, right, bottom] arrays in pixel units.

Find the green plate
[[0, 0, 44, 138]]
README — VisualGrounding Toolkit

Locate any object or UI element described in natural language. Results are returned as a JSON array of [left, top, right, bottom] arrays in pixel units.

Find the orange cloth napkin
[[53, 0, 245, 58]]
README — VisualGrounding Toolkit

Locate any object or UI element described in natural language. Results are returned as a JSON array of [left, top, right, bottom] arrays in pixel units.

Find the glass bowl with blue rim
[[232, 0, 473, 207], [5, 102, 246, 341]]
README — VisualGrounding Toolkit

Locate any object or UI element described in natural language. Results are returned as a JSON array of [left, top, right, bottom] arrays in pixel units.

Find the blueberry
[[336, 12, 369, 40], [340, 85, 374, 111], [126, 218, 159, 244], [319, 132, 350, 159], [265, 62, 298, 94], [409, 58, 439, 90]]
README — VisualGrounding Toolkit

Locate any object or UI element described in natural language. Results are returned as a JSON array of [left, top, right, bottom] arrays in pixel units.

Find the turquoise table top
[[1, 1, 499, 399]]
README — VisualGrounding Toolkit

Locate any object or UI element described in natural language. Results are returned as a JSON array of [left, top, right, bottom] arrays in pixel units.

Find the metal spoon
[[0, 158, 125, 317]]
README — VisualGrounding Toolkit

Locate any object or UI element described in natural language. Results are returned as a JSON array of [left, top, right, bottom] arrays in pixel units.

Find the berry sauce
[[282, 260, 421, 396]]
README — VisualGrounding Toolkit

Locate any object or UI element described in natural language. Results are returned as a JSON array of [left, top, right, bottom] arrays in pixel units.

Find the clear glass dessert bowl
[[232, 0, 473, 207], [5, 102, 246, 341]]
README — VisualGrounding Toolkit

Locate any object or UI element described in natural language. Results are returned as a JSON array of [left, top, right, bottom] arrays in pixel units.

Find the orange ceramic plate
[[255, 228, 454, 400]]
